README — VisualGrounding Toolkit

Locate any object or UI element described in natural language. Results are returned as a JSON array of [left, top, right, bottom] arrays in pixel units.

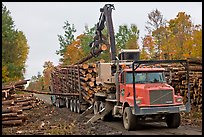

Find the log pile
[[2, 93, 42, 127], [2, 79, 30, 100], [160, 58, 202, 112], [51, 63, 108, 104]]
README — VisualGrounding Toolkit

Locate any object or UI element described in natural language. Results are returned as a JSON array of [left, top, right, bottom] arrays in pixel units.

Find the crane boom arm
[[75, 4, 116, 65]]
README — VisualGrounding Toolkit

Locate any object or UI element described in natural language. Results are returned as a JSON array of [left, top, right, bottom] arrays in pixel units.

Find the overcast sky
[[3, 2, 202, 80]]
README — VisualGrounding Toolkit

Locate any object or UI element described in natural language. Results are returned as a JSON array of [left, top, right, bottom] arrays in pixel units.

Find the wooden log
[[189, 66, 202, 71], [8, 105, 23, 112], [80, 69, 87, 75], [101, 44, 107, 51], [11, 93, 33, 98], [2, 100, 15, 105], [93, 67, 97, 73], [15, 89, 79, 96], [16, 100, 33, 106], [90, 77, 96, 82], [86, 73, 92, 79], [2, 79, 29, 90], [2, 112, 18, 118], [82, 64, 89, 69], [14, 97, 36, 103], [2, 119, 23, 126], [80, 76, 89, 81], [177, 71, 186, 76], [87, 68, 93, 73], [2, 114, 25, 121], [22, 105, 33, 110], [89, 81, 95, 87]]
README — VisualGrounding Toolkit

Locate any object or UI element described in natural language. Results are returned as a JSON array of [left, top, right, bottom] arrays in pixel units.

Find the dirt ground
[[2, 101, 121, 135], [2, 97, 202, 135]]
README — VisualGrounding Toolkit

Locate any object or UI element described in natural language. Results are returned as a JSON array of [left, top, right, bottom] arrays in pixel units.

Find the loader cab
[[118, 49, 140, 61]]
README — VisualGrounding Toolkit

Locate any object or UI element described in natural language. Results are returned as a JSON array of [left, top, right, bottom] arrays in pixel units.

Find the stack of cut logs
[[51, 63, 107, 104], [2, 93, 42, 126], [160, 58, 202, 112], [2, 80, 43, 127]]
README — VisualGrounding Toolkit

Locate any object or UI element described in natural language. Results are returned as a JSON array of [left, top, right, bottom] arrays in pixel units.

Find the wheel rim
[[66, 98, 69, 108], [73, 100, 76, 112], [76, 100, 80, 113], [123, 110, 129, 128], [70, 100, 73, 111]]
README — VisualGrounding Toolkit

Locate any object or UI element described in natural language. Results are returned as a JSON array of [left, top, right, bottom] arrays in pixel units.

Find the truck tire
[[76, 100, 81, 113], [99, 101, 113, 121], [65, 98, 69, 109], [123, 107, 137, 130], [166, 113, 181, 128], [94, 101, 99, 114], [73, 100, 77, 113], [70, 99, 73, 112]]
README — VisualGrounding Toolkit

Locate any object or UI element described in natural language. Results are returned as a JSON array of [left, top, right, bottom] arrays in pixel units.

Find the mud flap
[[85, 101, 114, 124]]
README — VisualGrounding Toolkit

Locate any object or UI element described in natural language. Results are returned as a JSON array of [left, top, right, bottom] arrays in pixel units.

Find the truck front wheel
[[123, 107, 137, 130], [166, 113, 181, 128]]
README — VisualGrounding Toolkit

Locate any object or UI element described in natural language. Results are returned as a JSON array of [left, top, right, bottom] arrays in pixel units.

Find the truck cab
[[119, 67, 184, 107], [118, 64, 188, 130]]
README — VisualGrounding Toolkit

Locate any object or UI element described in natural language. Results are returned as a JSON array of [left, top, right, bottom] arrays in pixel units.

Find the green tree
[[2, 4, 29, 82], [56, 20, 76, 64], [115, 24, 140, 53]]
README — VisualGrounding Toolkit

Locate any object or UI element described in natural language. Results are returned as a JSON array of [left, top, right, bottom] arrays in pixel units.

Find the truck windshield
[[126, 72, 166, 84]]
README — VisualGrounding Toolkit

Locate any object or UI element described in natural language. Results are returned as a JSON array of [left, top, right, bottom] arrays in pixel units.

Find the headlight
[[176, 97, 182, 103]]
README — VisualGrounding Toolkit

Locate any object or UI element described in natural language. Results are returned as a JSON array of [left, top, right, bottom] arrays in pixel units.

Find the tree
[[2, 4, 29, 83], [145, 9, 166, 59], [56, 20, 76, 64], [190, 25, 202, 58], [43, 61, 54, 91], [115, 24, 140, 53], [63, 35, 84, 65], [167, 12, 194, 59], [142, 35, 156, 59]]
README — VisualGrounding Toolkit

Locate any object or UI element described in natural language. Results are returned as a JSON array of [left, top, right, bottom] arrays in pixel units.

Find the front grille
[[150, 90, 173, 105]]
